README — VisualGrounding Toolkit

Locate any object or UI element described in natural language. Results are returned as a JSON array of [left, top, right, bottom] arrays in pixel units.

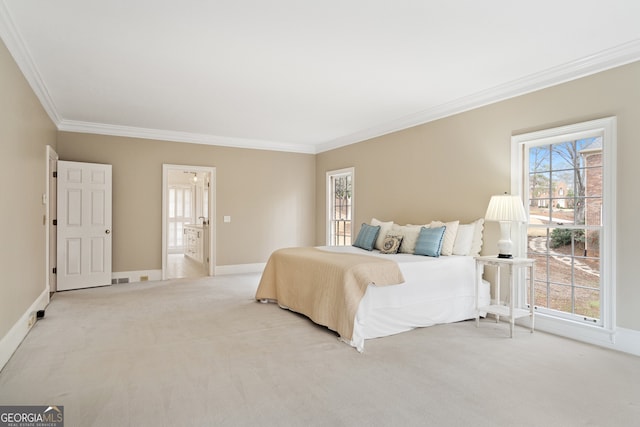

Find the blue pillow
[[414, 226, 446, 257], [352, 223, 381, 251]]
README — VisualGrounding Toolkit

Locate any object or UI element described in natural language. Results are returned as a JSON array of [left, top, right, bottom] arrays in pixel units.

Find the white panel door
[[57, 161, 112, 290]]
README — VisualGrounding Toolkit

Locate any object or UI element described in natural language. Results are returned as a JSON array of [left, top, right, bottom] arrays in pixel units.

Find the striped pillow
[[352, 223, 381, 251], [414, 226, 446, 257]]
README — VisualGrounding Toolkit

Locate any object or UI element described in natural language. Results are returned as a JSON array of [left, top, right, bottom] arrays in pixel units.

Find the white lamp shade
[[484, 194, 527, 223], [484, 194, 526, 258]]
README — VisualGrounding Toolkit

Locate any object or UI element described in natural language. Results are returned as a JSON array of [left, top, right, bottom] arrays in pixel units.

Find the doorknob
[[105, 229, 111, 234]]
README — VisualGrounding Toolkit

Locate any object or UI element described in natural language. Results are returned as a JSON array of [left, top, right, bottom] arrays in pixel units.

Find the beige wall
[[2, 23, 638, 353], [316, 61, 640, 332], [56, 133, 316, 270], [0, 39, 57, 338]]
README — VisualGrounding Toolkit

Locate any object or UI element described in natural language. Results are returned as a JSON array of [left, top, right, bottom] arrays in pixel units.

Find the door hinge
[[52, 267, 57, 274], [52, 171, 57, 178], [52, 219, 57, 226]]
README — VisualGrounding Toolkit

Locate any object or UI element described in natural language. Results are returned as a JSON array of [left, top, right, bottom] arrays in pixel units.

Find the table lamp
[[485, 194, 527, 258]]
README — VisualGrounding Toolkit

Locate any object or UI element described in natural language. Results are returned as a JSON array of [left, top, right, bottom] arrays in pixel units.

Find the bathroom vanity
[[184, 224, 206, 263]]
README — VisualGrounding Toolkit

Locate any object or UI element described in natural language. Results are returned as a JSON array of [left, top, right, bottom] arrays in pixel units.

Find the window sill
[[517, 313, 615, 348]]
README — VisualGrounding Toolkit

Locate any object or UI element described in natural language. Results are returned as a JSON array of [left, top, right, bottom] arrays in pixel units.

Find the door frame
[[162, 164, 216, 279], [45, 145, 58, 295]]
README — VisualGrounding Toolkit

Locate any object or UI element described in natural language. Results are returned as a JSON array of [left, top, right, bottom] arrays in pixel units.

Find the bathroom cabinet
[[183, 225, 204, 263]]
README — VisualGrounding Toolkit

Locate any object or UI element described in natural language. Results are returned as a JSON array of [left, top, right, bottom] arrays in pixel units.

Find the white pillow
[[470, 218, 484, 256], [453, 223, 475, 255], [429, 220, 459, 256], [371, 218, 394, 251], [391, 224, 423, 254]]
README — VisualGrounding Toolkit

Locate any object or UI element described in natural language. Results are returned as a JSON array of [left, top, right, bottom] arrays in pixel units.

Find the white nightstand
[[475, 255, 535, 337]]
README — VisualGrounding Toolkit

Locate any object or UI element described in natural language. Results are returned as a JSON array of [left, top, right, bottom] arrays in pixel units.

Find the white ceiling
[[2, 1, 640, 154]]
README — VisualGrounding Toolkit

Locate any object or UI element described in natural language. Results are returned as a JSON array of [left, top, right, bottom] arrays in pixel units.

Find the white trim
[[57, 120, 316, 154], [69, 39, 640, 155], [317, 41, 640, 153], [0, 288, 49, 371], [0, 2, 61, 125], [613, 327, 640, 357], [162, 164, 216, 280], [518, 314, 614, 347], [511, 117, 617, 335], [2, 0, 639, 155], [215, 263, 265, 275], [58, 40, 637, 156], [44, 145, 58, 296], [512, 118, 617, 147], [325, 167, 355, 246], [516, 316, 639, 357]]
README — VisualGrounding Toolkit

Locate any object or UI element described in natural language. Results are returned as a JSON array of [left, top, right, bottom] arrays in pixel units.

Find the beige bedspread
[[255, 247, 405, 342]]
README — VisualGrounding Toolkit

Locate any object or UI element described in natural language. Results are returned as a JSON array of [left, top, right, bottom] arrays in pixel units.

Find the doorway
[[162, 164, 216, 280]]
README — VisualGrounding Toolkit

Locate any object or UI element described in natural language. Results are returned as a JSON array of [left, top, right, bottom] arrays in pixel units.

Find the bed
[[334, 246, 489, 350], [256, 218, 490, 351]]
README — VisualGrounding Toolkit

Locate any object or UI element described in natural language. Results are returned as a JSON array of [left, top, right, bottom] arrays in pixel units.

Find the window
[[326, 168, 354, 246], [513, 117, 616, 332], [168, 185, 193, 252]]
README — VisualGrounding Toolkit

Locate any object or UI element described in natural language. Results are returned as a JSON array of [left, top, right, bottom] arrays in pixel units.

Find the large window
[[513, 117, 616, 331], [326, 168, 354, 246]]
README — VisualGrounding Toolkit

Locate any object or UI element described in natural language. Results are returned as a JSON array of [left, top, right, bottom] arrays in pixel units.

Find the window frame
[[511, 117, 616, 336], [326, 167, 354, 246], [168, 184, 194, 252]]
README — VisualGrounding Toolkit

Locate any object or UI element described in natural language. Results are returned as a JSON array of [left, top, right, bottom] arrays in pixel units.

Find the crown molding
[[57, 120, 317, 154], [0, 1, 61, 124], [54, 40, 640, 155], [0, 4, 312, 154], [316, 39, 640, 153], [3, 0, 639, 155]]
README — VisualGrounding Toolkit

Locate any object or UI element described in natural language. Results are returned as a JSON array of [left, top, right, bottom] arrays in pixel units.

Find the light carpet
[[0, 273, 638, 426]]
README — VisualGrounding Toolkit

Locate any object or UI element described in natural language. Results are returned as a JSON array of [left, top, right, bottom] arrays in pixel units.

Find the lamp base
[[497, 253, 513, 259]]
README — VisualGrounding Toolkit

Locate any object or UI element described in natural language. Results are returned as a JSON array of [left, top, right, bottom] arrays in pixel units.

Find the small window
[[326, 168, 354, 246]]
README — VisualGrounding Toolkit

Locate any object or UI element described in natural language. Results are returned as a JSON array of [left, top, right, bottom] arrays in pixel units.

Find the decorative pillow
[[414, 226, 446, 257], [380, 234, 404, 254], [429, 220, 459, 256], [371, 218, 394, 251], [453, 223, 475, 256], [452, 219, 485, 256], [470, 218, 484, 256], [391, 224, 424, 254], [352, 223, 380, 251]]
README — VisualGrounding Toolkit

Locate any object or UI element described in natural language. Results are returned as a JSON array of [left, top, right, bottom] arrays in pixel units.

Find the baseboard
[[114, 265, 264, 281], [215, 263, 265, 275], [517, 315, 640, 357], [613, 327, 640, 356], [0, 287, 49, 372], [111, 269, 162, 284]]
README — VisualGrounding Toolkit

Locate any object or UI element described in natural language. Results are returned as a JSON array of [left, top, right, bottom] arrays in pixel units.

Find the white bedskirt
[[318, 246, 490, 351]]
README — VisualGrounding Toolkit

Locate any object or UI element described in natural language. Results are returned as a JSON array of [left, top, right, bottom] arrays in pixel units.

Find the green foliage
[[550, 229, 584, 249]]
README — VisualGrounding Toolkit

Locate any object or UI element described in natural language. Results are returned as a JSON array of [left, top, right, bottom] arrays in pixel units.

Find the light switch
[[224, 216, 231, 223]]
